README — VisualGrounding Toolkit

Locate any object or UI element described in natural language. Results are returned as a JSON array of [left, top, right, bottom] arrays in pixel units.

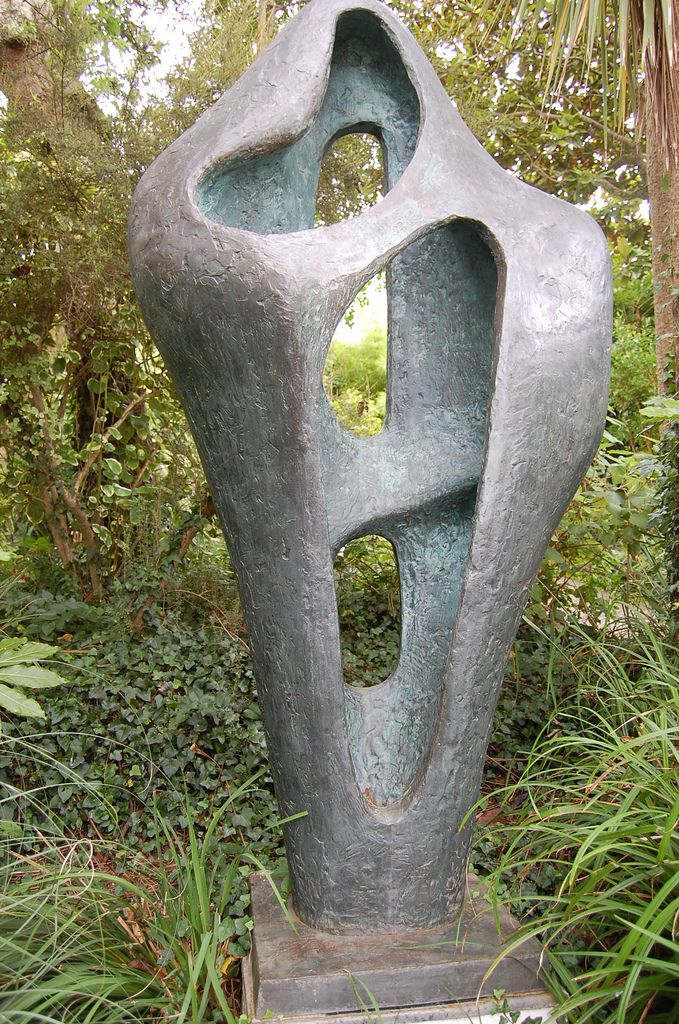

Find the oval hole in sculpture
[[195, 9, 419, 234], [323, 270, 388, 436], [334, 535, 400, 688], [316, 131, 385, 226]]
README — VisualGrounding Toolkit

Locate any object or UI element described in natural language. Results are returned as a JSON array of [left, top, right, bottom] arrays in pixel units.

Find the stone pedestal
[[242, 873, 554, 1023]]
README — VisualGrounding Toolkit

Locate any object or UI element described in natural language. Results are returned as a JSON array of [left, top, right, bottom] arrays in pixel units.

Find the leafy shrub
[[0, 765, 287, 1023], [330, 385, 386, 436], [324, 325, 388, 435], [481, 626, 679, 1024], [609, 318, 658, 445], [528, 428, 663, 629], [324, 326, 387, 397], [334, 535, 400, 687], [0, 605, 281, 886], [2, 585, 109, 639]]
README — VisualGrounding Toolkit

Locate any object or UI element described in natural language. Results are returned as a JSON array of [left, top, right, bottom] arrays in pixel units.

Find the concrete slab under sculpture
[[129, 0, 612, 937], [242, 871, 556, 1022]]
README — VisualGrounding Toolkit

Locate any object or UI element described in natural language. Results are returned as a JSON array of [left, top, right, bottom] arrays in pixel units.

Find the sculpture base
[[242, 873, 554, 1023]]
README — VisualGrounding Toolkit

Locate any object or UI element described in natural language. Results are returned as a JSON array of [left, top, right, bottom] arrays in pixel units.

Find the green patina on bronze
[[130, 0, 611, 933], [196, 13, 496, 806]]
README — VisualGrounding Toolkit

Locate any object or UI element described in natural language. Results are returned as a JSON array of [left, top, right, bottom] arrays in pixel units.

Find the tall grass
[[0, 756, 289, 1023], [483, 625, 679, 1023]]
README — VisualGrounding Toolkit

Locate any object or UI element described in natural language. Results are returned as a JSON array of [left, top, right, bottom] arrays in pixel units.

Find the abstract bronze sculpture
[[129, 0, 611, 941]]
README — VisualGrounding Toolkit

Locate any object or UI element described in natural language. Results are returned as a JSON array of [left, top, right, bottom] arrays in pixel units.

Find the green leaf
[[0, 641, 58, 666], [0, 683, 45, 719], [26, 499, 44, 525], [103, 457, 123, 479], [604, 489, 624, 510], [641, 397, 679, 421], [0, 665, 66, 689], [0, 819, 23, 839], [0, 639, 24, 656]]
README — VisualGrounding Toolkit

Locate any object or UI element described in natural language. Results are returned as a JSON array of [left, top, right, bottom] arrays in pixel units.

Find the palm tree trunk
[[646, 116, 679, 394], [645, 66, 679, 625]]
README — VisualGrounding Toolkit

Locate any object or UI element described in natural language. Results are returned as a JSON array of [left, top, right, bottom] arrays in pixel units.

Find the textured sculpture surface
[[129, 0, 612, 933]]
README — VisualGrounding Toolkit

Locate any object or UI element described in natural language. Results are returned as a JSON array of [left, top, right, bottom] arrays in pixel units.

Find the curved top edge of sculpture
[[130, 0, 608, 268]]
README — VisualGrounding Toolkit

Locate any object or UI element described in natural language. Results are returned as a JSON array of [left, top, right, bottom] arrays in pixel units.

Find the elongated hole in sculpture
[[334, 535, 400, 688], [316, 131, 384, 226], [323, 270, 388, 436]]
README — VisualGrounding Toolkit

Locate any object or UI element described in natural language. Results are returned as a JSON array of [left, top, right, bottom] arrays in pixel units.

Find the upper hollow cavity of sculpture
[[195, 9, 421, 234]]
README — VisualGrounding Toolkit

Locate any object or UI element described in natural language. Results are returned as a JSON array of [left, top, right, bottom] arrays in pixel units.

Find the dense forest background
[[0, 2, 677, 1022], [0, 0, 671, 605]]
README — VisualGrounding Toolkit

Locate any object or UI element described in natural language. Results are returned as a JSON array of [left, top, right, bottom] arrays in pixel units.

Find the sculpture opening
[[323, 271, 388, 437], [334, 534, 400, 690], [316, 131, 384, 226], [194, 9, 420, 233], [323, 219, 498, 810]]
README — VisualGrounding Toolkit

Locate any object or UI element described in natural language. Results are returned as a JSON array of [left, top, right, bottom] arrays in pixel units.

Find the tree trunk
[[0, 1, 52, 112], [646, 99, 679, 394], [645, 67, 679, 627]]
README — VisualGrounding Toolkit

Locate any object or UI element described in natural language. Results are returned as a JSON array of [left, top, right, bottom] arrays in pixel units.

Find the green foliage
[[0, 764, 286, 1023], [0, 549, 283, 976], [606, 235, 658, 445], [611, 233, 654, 323], [485, 635, 563, 769], [527, 428, 663, 628], [1, 583, 108, 639], [334, 535, 400, 687], [0, 603, 281, 895], [483, 0, 676, 159], [148, 2, 257, 141], [316, 132, 384, 225], [0, 637, 67, 725], [657, 423, 679, 625], [394, 2, 643, 209], [0, 0, 256, 600], [330, 387, 387, 437], [609, 318, 658, 443], [491, 991, 546, 1024], [324, 325, 388, 435], [480, 627, 679, 1023], [642, 397, 679, 422], [325, 327, 387, 397]]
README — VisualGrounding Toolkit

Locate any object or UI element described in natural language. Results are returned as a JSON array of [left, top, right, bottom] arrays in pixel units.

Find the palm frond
[[484, 0, 678, 166]]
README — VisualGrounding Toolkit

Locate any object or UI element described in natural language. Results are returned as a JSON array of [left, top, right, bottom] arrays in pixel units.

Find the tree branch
[[73, 389, 148, 495]]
